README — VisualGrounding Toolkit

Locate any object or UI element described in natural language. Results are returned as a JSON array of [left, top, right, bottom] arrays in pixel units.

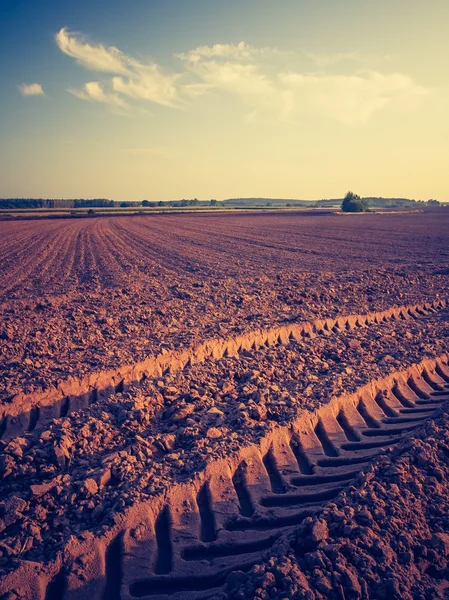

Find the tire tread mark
[[262, 449, 286, 494], [197, 483, 217, 542], [314, 420, 339, 457], [289, 437, 314, 475], [232, 463, 254, 517], [154, 506, 173, 575], [336, 410, 361, 442], [102, 534, 123, 600]]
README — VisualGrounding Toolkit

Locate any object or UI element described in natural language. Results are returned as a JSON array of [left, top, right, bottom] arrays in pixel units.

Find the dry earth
[[0, 209, 449, 599]]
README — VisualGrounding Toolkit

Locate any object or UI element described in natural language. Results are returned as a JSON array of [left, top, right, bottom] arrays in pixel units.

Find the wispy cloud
[[303, 50, 392, 69], [111, 67, 180, 107], [176, 43, 286, 119], [185, 60, 273, 98], [19, 83, 45, 96], [175, 41, 282, 63], [56, 27, 181, 110], [56, 28, 130, 75], [279, 71, 429, 126], [69, 81, 128, 112], [177, 46, 428, 125], [56, 27, 430, 125]]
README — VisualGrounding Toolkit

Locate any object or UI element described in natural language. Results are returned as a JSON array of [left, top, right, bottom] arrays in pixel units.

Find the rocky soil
[[0, 307, 447, 573], [1, 211, 448, 399], [0, 210, 448, 598], [226, 411, 449, 600]]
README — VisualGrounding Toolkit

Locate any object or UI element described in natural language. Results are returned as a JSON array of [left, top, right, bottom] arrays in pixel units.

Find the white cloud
[[69, 81, 128, 112], [303, 51, 361, 68], [279, 71, 429, 125], [112, 65, 180, 107], [56, 27, 429, 125], [175, 42, 280, 63], [56, 28, 130, 75], [187, 60, 273, 97], [182, 59, 289, 122], [56, 27, 180, 109], [182, 82, 214, 99], [303, 50, 392, 69], [176, 41, 427, 125], [19, 83, 45, 96]]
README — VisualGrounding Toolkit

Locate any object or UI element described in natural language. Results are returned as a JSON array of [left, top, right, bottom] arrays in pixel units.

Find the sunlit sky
[[1, 0, 448, 201]]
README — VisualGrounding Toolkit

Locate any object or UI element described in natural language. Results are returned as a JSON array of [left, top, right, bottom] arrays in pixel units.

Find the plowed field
[[0, 209, 448, 599]]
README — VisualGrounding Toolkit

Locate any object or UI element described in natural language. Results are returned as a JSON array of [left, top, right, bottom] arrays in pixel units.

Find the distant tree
[[266, 202, 272, 207], [158, 201, 165, 207], [341, 191, 369, 213], [286, 203, 292, 207], [210, 199, 218, 206], [142, 200, 150, 207]]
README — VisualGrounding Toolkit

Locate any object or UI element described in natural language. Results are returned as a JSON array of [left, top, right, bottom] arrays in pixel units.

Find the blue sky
[[1, 0, 448, 200]]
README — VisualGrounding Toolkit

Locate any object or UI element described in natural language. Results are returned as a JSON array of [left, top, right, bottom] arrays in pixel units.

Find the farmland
[[1, 209, 449, 599]]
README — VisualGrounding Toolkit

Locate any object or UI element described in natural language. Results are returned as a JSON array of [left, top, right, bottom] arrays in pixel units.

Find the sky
[[0, 0, 448, 201]]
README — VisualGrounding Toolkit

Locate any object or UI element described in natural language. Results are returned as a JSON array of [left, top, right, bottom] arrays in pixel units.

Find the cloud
[[56, 27, 430, 125], [179, 43, 428, 125], [303, 51, 392, 69], [186, 60, 273, 98], [279, 71, 429, 125], [56, 27, 180, 109], [19, 83, 45, 96], [175, 40, 427, 125], [303, 51, 361, 68], [56, 28, 130, 75], [177, 46, 280, 117], [181, 59, 290, 122], [112, 66, 180, 107], [69, 81, 128, 112], [175, 42, 281, 63]]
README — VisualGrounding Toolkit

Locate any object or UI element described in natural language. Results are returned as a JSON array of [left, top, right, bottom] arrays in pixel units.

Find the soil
[[0, 209, 448, 599], [1, 211, 447, 400], [226, 410, 449, 600]]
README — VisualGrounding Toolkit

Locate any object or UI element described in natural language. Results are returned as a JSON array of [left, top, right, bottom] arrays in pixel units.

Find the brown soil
[[1, 211, 448, 400], [226, 403, 449, 600], [0, 209, 448, 599]]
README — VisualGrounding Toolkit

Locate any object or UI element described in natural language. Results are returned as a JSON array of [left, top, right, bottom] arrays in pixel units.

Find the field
[[1, 209, 449, 600]]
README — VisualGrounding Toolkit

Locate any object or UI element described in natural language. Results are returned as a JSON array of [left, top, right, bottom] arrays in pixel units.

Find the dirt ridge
[[1, 353, 448, 600], [1, 299, 445, 443]]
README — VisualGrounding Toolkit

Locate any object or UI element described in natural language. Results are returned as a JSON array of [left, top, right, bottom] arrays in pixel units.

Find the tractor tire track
[[2, 355, 448, 600]]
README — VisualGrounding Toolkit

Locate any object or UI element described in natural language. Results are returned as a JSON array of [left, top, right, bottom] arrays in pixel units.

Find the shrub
[[341, 191, 369, 213]]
